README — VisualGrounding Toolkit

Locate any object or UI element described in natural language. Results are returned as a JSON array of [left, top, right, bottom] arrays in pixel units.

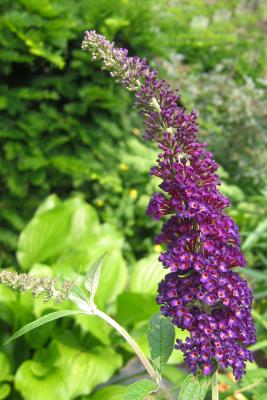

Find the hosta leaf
[[15, 363, 69, 400], [95, 250, 128, 309], [130, 254, 166, 294], [54, 341, 123, 398], [117, 292, 159, 326], [17, 202, 75, 269], [0, 383, 11, 400], [147, 313, 175, 372], [0, 353, 12, 382], [35, 194, 61, 216], [178, 374, 211, 400], [123, 379, 158, 400], [15, 341, 123, 400], [88, 385, 126, 399]]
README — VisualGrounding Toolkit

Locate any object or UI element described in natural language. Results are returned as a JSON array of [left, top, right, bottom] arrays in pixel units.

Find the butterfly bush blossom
[[82, 31, 256, 380]]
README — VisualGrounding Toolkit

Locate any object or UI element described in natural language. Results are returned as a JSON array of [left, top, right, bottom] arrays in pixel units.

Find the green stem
[[93, 308, 173, 400], [212, 371, 219, 400]]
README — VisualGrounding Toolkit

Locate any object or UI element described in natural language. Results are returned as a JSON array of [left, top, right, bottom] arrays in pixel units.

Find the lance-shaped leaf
[[5, 310, 84, 345], [147, 313, 175, 372], [123, 379, 158, 400], [178, 373, 211, 400], [71, 284, 89, 302], [85, 254, 106, 305]]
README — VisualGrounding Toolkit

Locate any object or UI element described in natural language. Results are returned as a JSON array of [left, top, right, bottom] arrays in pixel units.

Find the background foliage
[[0, 0, 267, 399]]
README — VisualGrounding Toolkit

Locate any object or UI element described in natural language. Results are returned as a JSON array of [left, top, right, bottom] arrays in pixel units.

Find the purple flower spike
[[82, 30, 256, 380]]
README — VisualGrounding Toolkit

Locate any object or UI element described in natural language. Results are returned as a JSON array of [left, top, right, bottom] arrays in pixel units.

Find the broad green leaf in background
[[130, 254, 166, 294], [53, 223, 123, 274], [178, 374, 211, 400], [17, 201, 76, 269], [0, 384, 11, 400], [117, 292, 159, 326], [0, 284, 17, 325], [54, 342, 123, 399], [5, 310, 83, 344], [15, 341, 123, 400], [35, 194, 62, 216], [0, 352, 12, 382], [219, 182, 245, 203], [88, 384, 126, 399], [85, 254, 105, 305], [68, 201, 100, 246], [147, 313, 175, 372], [15, 362, 69, 400], [17, 197, 103, 270], [95, 250, 128, 309], [74, 314, 112, 346], [123, 379, 158, 400]]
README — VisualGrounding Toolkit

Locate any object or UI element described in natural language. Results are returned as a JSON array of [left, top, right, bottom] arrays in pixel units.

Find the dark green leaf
[[147, 313, 175, 372]]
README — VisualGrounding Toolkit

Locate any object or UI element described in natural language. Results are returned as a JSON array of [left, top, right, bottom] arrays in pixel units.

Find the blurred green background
[[0, 0, 267, 399]]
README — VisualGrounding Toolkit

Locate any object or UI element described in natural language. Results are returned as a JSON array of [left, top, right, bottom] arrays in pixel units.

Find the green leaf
[[252, 309, 267, 331], [5, 310, 83, 345], [68, 201, 100, 246], [95, 250, 128, 309], [88, 385, 126, 399], [147, 313, 175, 372], [123, 379, 158, 400], [15, 340, 123, 400], [130, 254, 166, 294], [17, 201, 76, 269], [0, 383, 10, 400], [242, 219, 267, 250], [75, 314, 112, 345], [15, 362, 69, 400], [249, 340, 267, 351], [53, 223, 122, 275], [117, 292, 159, 326], [54, 341, 123, 398], [71, 284, 89, 302], [178, 374, 211, 400], [235, 267, 267, 283], [0, 353, 12, 382], [85, 254, 105, 305], [35, 194, 61, 216]]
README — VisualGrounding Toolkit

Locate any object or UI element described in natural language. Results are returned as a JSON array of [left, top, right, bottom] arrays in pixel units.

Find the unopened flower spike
[[0, 270, 73, 304], [82, 30, 256, 380]]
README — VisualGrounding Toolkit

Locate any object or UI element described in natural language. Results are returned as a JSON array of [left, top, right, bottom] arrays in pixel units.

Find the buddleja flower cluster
[[82, 31, 256, 380]]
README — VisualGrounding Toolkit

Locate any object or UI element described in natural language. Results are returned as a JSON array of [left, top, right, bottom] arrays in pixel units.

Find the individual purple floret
[[82, 30, 256, 380]]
